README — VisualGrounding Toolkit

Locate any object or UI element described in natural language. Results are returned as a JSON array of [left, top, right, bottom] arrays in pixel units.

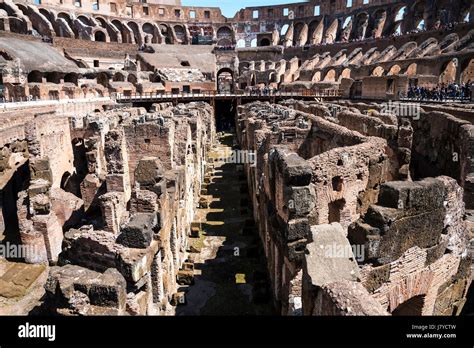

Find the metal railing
[[0, 96, 111, 109], [0, 90, 342, 107], [116, 89, 342, 101]]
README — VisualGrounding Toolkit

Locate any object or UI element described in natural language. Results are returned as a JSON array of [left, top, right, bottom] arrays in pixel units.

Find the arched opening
[[95, 16, 107, 29], [371, 66, 385, 77], [94, 31, 106, 42], [16, 3, 51, 37], [236, 39, 246, 48], [309, 19, 323, 44], [406, 63, 418, 76], [60, 172, 72, 191], [174, 25, 186, 44], [151, 73, 162, 83], [259, 38, 270, 47], [28, 70, 43, 83], [128, 21, 142, 45], [417, 19, 425, 30], [324, 19, 339, 44], [339, 16, 352, 42], [216, 26, 232, 41], [0, 162, 29, 249], [280, 24, 289, 36], [312, 71, 321, 82], [77, 15, 92, 27], [461, 58, 474, 83], [371, 9, 387, 38], [127, 74, 137, 85], [112, 20, 131, 43], [250, 38, 257, 47], [217, 68, 233, 93], [324, 69, 336, 82], [38, 8, 56, 34], [440, 59, 458, 84], [70, 138, 88, 198], [96, 72, 109, 87], [354, 12, 369, 40], [269, 72, 276, 83], [293, 22, 305, 46], [159, 24, 172, 44], [113, 72, 126, 82], [142, 23, 157, 43], [395, 6, 406, 21], [58, 12, 74, 28], [46, 72, 61, 84], [340, 68, 351, 80], [64, 73, 78, 85], [342, 17, 351, 29], [412, 0, 427, 31], [387, 65, 401, 76], [250, 73, 256, 86], [389, 6, 406, 36], [95, 17, 116, 42], [392, 295, 425, 316]]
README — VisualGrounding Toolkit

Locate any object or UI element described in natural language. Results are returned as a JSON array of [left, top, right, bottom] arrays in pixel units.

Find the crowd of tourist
[[405, 82, 473, 101]]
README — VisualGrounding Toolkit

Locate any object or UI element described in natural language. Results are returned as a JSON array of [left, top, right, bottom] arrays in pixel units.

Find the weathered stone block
[[117, 213, 158, 248], [177, 270, 194, 285]]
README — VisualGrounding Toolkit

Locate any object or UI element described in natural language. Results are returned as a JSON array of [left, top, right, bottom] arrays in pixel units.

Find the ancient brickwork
[[236, 99, 472, 316]]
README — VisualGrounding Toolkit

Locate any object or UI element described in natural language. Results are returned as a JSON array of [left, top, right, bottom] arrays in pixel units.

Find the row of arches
[[0, 2, 235, 45], [27, 70, 79, 85], [369, 58, 474, 84], [275, 0, 472, 47]]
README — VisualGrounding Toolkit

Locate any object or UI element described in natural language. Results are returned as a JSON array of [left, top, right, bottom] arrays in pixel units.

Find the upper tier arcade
[[1, 0, 472, 47]]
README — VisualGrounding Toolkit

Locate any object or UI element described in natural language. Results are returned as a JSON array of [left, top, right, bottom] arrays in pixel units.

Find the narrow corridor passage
[[176, 134, 275, 315]]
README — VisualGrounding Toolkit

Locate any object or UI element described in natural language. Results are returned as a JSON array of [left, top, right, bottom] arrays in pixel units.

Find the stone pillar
[[80, 174, 102, 211], [170, 219, 179, 268], [151, 251, 165, 304], [99, 192, 126, 235], [31, 213, 63, 264], [104, 129, 131, 202]]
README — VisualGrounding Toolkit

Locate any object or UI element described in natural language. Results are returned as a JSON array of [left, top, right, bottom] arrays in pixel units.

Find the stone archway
[[94, 30, 106, 42], [440, 58, 458, 84], [217, 67, 234, 93]]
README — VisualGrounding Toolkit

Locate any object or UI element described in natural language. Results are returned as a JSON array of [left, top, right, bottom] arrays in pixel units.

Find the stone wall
[[236, 99, 472, 316]]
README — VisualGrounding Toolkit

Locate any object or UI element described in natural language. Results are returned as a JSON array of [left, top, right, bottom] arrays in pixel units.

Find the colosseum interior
[[0, 0, 473, 318]]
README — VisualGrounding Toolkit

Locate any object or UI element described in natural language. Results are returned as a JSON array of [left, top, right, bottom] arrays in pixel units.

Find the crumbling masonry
[[0, 0, 473, 317]]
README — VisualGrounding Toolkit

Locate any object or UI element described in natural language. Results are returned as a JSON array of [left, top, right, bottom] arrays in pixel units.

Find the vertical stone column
[[99, 192, 126, 235], [104, 128, 131, 202], [170, 219, 179, 268], [151, 251, 165, 305]]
